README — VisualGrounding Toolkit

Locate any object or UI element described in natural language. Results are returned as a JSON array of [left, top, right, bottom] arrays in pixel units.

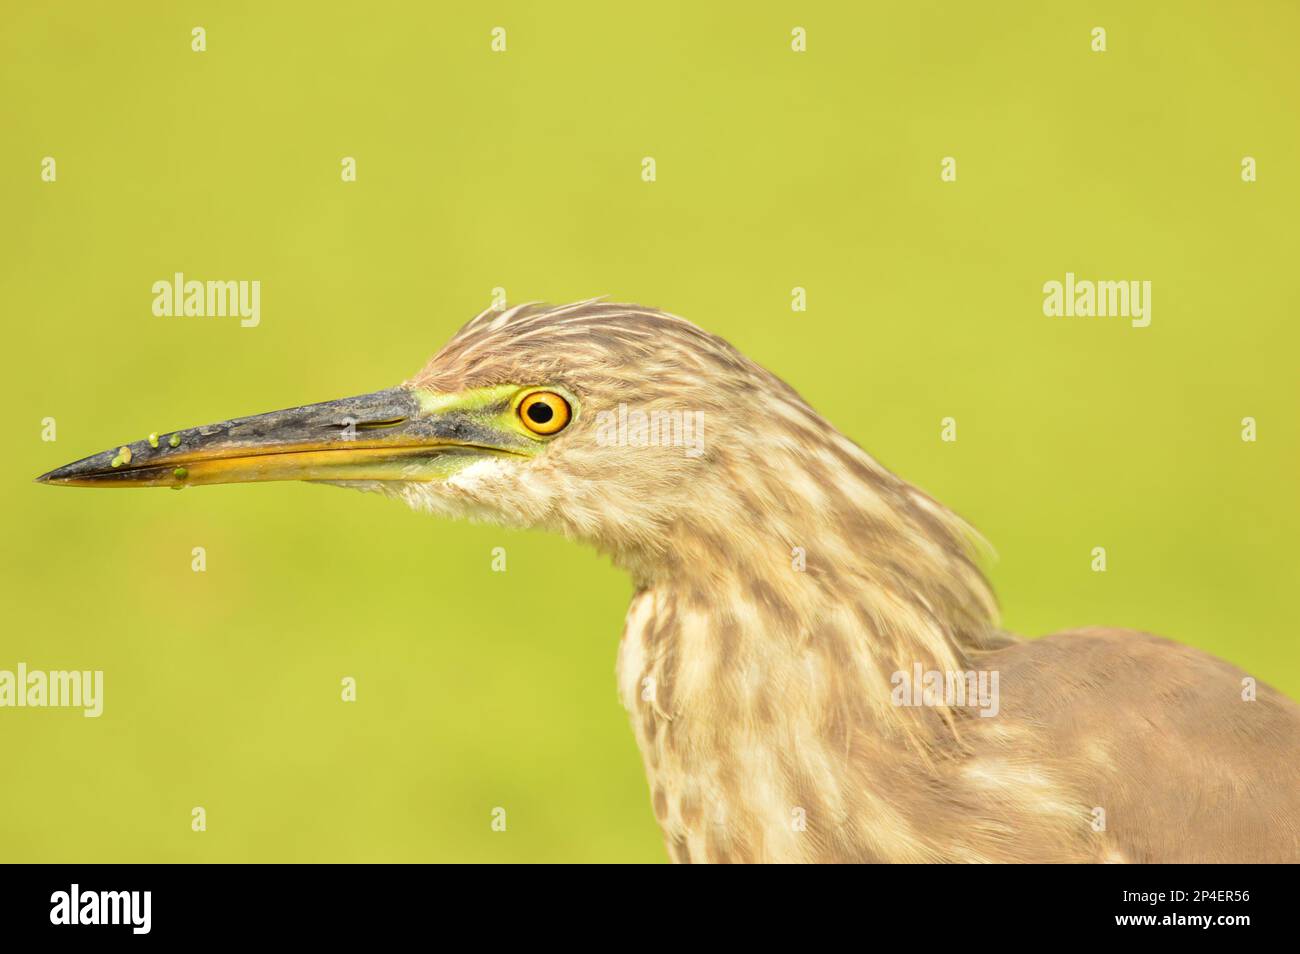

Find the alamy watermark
[[891, 663, 999, 718], [1043, 272, 1151, 328], [595, 403, 705, 458], [50, 884, 150, 934], [152, 272, 260, 328], [0, 663, 103, 717]]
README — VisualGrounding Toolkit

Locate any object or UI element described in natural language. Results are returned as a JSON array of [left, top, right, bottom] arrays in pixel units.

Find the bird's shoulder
[[980, 625, 1300, 739]]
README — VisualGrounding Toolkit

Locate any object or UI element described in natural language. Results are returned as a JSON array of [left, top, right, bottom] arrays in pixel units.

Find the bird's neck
[[614, 431, 1001, 759], [614, 442, 1003, 862]]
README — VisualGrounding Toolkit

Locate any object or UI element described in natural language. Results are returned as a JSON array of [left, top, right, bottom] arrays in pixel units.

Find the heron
[[38, 299, 1300, 863]]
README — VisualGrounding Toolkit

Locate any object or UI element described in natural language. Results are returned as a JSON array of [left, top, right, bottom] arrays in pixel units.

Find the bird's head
[[38, 301, 806, 574], [40, 298, 999, 651]]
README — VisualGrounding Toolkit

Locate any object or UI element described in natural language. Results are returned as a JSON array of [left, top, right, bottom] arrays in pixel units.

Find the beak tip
[[37, 447, 124, 486], [36, 466, 74, 486]]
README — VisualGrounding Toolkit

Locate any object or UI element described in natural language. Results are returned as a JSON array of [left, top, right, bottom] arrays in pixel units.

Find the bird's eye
[[518, 391, 571, 436]]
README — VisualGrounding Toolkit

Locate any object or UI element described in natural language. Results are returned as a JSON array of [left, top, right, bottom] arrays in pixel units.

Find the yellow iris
[[518, 391, 571, 435]]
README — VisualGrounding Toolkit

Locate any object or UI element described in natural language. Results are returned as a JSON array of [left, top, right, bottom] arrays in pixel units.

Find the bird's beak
[[36, 386, 533, 489]]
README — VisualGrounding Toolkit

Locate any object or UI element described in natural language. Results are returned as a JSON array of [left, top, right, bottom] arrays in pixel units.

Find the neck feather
[[617, 426, 1002, 741]]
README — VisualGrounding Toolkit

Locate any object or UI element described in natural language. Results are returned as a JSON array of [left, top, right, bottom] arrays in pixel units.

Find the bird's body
[[40, 300, 1300, 863], [622, 607, 1300, 862]]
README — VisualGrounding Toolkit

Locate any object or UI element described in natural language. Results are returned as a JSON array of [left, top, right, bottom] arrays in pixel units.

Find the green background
[[2, 2, 1296, 863]]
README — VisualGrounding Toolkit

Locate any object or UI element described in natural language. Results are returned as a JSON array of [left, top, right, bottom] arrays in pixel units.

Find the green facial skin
[[418, 383, 580, 446]]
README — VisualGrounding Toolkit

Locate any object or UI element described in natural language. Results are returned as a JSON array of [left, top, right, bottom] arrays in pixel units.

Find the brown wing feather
[[980, 627, 1300, 862]]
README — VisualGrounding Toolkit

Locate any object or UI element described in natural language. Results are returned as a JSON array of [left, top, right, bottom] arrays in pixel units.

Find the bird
[[38, 298, 1300, 864]]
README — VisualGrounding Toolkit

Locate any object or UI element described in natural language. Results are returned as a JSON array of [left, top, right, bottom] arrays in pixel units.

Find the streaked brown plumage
[[41, 299, 1300, 862], [409, 301, 1300, 863]]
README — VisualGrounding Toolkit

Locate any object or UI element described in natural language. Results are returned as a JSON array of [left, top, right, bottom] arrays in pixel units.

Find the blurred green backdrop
[[2, 1, 1296, 863]]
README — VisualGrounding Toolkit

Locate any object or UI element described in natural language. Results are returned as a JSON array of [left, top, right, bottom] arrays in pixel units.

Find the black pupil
[[527, 402, 554, 424]]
